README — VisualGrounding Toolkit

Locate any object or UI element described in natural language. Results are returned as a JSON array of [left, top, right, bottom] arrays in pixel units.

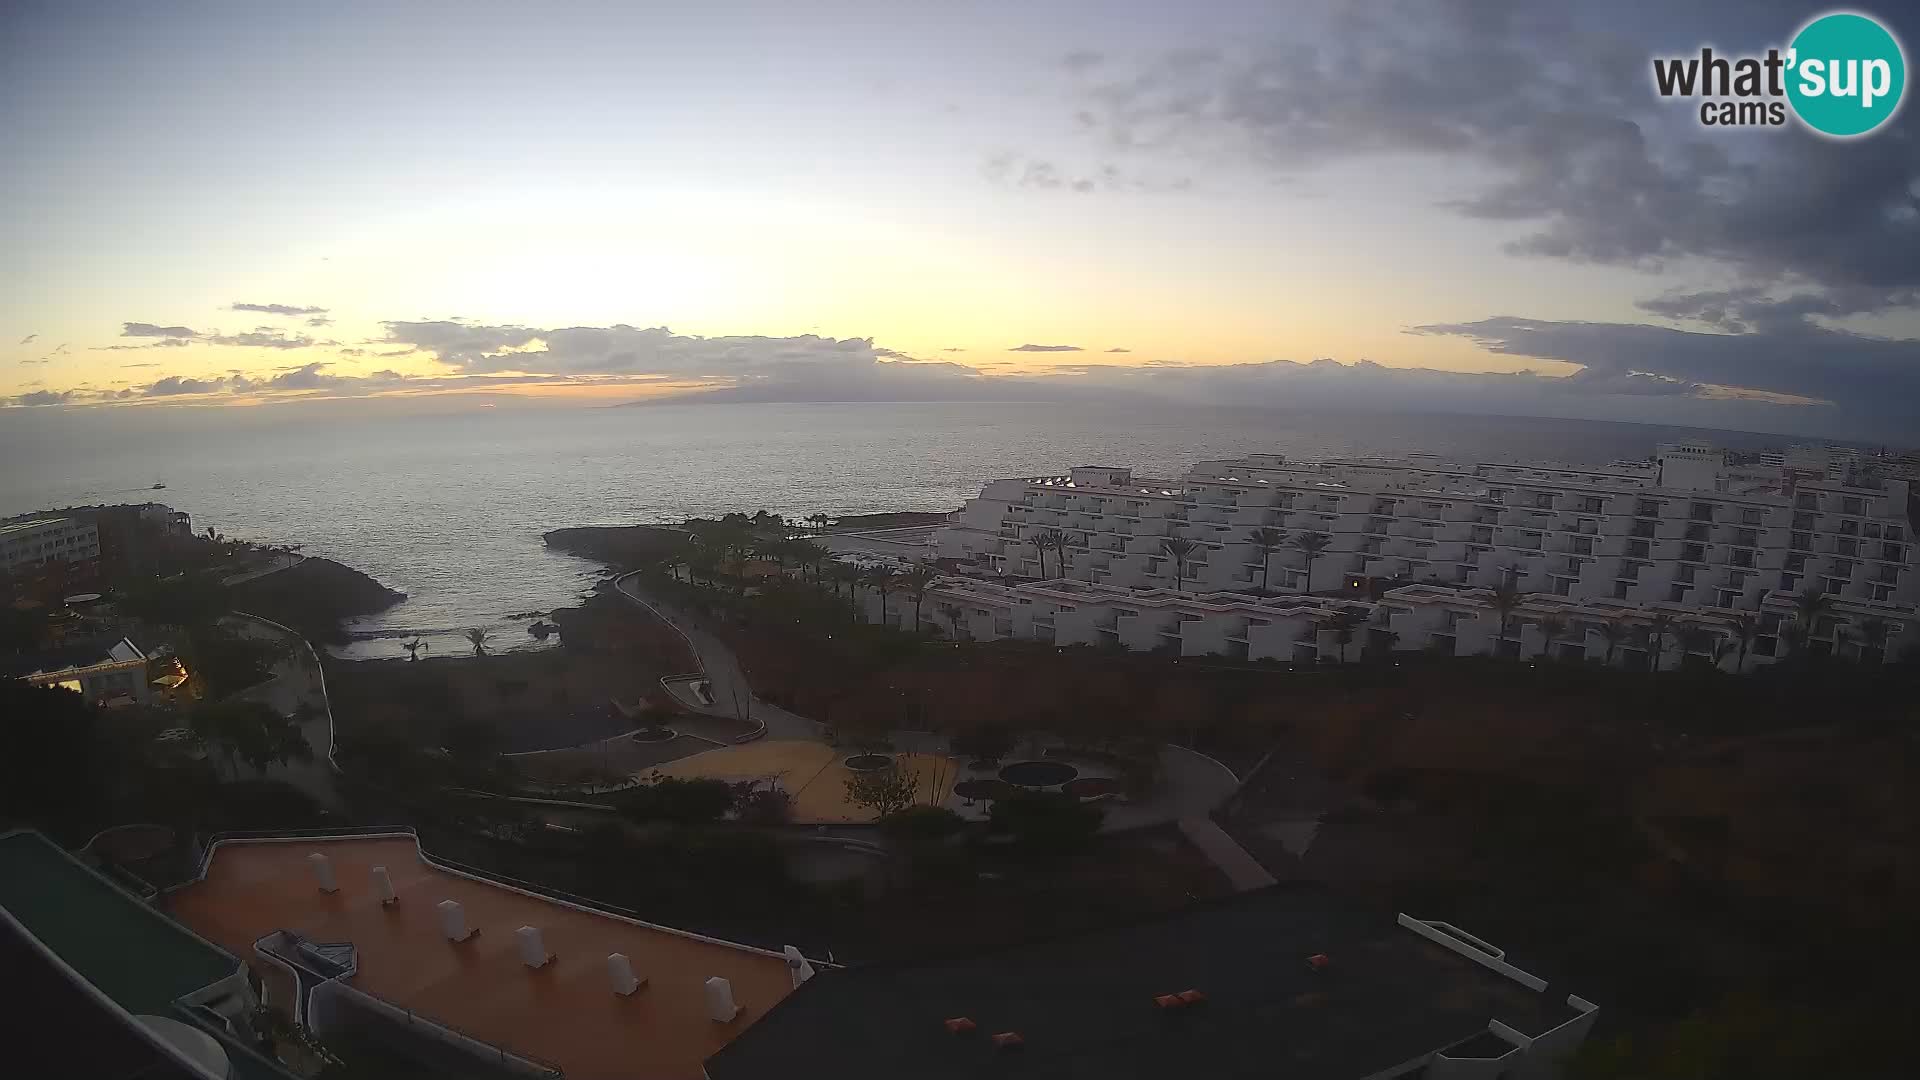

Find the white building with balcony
[[926, 444, 1918, 669], [0, 515, 100, 574]]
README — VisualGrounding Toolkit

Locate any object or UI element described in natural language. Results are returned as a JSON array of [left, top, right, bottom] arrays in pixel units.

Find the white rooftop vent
[[705, 976, 742, 1022], [607, 953, 645, 996], [783, 945, 816, 987], [516, 925, 553, 968], [371, 865, 397, 906], [307, 852, 337, 893], [438, 899, 476, 942]]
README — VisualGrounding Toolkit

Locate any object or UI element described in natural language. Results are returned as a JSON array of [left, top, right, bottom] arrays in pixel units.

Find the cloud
[[1412, 311, 1920, 424], [984, 153, 1191, 194], [307, 315, 333, 327], [48, 344, 68, 356], [144, 375, 229, 396], [94, 338, 192, 351], [1009, 343, 1084, 352], [1062, 2, 1920, 303], [1062, 49, 1104, 72], [18, 333, 35, 345], [12, 390, 75, 406], [942, 347, 966, 352], [123, 322, 199, 338], [18, 359, 46, 365], [207, 330, 314, 350], [1105, 347, 1131, 353], [120, 362, 160, 368], [231, 302, 328, 317]]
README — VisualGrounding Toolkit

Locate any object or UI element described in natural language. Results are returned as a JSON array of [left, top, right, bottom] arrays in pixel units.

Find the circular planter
[[1062, 776, 1120, 799], [629, 728, 678, 744], [998, 760, 1079, 788], [954, 778, 1016, 802], [843, 753, 895, 772]]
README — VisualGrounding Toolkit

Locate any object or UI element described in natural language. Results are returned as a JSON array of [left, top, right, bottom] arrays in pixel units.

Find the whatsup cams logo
[[1651, 10, 1906, 137]]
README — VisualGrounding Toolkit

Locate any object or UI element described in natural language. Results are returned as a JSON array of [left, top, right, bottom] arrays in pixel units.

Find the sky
[[3, 0, 1918, 441]]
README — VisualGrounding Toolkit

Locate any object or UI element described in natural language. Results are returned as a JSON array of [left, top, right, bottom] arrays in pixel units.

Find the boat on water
[[151, 481, 166, 489]]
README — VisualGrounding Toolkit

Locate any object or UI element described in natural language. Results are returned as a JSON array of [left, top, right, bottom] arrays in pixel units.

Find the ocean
[[0, 401, 1803, 659]]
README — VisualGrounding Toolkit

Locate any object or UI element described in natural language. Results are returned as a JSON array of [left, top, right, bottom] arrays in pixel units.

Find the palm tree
[[1327, 609, 1365, 662], [1721, 612, 1759, 673], [901, 565, 938, 632], [866, 565, 899, 625], [791, 540, 827, 584], [464, 627, 491, 656], [1287, 531, 1331, 592], [1488, 578, 1524, 656], [1789, 586, 1834, 657], [1246, 526, 1287, 594], [1598, 618, 1629, 667], [1031, 529, 1065, 579], [1535, 614, 1569, 661], [1159, 536, 1198, 593], [1643, 612, 1675, 672], [833, 563, 864, 622], [938, 602, 968, 641], [402, 637, 427, 662], [1854, 616, 1891, 664]]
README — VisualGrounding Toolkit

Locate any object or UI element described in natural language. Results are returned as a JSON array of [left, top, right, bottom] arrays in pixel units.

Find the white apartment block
[[924, 444, 1918, 669], [0, 515, 100, 574]]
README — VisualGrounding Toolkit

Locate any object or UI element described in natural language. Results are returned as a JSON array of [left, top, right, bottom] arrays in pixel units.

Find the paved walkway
[[613, 572, 821, 742], [224, 614, 342, 810], [1178, 815, 1278, 892]]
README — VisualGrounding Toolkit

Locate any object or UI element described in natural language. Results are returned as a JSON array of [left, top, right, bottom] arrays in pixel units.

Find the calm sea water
[[0, 401, 1794, 658]]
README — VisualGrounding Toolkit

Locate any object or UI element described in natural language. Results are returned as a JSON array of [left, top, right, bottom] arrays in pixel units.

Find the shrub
[[620, 777, 736, 824]]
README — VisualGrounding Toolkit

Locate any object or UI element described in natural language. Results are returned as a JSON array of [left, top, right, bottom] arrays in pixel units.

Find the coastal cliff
[[230, 557, 404, 642], [542, 524, 688, 569]]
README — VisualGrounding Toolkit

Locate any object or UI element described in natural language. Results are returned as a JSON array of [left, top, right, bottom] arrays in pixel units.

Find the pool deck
[[646, 740, 961, 823]]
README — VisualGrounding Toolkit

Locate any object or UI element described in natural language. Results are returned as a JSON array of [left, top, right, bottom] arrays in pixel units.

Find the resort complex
[[925, 443, 1919, 669], [3, 828, 1595, 1080]]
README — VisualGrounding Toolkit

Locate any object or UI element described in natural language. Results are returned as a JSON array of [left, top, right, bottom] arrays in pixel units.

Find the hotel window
[[1571, 537, 1593, 555], [1785, 554, 1806, 573], [1792, 512, 1817, 530], [1579, 496, 1605, 514], [1872, 584, 1896, 602], [1681, 543, 1705, 563], [1627, 540, 1650, 558], [1533, 492, 1555, 509], [1842, 497, 1865, 515], [1732, 528, 1758, 547], [1553, 578, 1572, 596], [1730, 549, 1754, 568], [1839, 519, 1859, 536], [1684, 523, 1709, 541], [1740, 508, 1764, 525], [1780, 573, 1800, 591], [1791, 531, 1813, 550], [1676, 564, 1696, 583], [1836, 538, 1858, 556], [1612, 582, 1630, 599], [1795, 493, 1818, 510], [1632, 519, 1657, 538], [1636, 499, 1660, 516], [1668, 585, 1687, 603], [1832, 560, 1856, 578], [1719, 590, 1740, 607]]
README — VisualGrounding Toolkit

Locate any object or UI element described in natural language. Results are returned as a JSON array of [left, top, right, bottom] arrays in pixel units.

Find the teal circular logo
[[1787, 12, 1906, 137]]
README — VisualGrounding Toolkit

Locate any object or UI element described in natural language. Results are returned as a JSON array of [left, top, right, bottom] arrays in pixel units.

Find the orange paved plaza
[[645, 739, 961, 823], [167, 836, 795, 1080]]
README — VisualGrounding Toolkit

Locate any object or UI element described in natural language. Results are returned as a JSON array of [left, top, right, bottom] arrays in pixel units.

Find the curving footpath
[[612, 572, 821, 743]]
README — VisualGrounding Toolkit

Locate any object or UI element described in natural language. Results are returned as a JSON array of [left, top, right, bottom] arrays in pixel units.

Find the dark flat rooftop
[[706, 885, 1579, 1080], [0, 830, 237, 1016]]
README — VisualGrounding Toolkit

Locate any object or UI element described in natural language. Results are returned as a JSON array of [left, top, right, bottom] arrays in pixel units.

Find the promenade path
[[223, 613, 342, 810], [612, 572, 822, 743]]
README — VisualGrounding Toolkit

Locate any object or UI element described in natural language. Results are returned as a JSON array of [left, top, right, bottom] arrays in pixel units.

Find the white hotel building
[[922, 444, 1918, 669]]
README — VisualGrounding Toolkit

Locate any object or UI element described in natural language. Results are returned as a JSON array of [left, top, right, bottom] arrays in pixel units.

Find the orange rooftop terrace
[[166, 834, 804, 1080]]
